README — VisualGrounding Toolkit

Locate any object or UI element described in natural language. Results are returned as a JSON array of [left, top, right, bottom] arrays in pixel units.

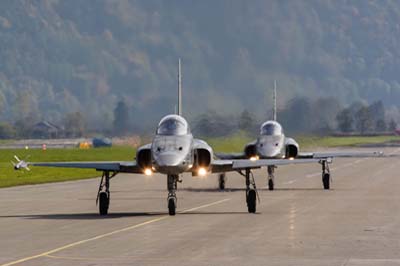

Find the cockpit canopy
[[260, 121, 283, 136], [156, 115, 190, 136]]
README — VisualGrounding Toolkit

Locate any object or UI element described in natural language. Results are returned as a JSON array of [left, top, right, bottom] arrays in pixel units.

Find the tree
[[280, 97, 312, 134], [336, 108, 353, 133], [0, 122, 16, 139], [113, 100, 130, 135], [238, 110, 255, 132], [368, 101, 385, 123], [375, 119, 386, 132], [64, 112, 85, 137], [388, 119, 397, 131], [193, 111, 236, 137], [355, 106, 373, 134]]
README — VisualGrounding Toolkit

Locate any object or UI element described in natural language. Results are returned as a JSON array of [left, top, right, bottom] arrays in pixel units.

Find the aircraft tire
[[323, 173, 330, 190], [218, 174, 226, 190], [168, 197, 176, 216], [247, 189, 256, 213], [99, 192, 109, 215], [268, 179, 274, 191]]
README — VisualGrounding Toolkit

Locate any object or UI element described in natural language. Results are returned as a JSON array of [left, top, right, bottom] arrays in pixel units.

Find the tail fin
[[178, 58, 182, 116], [273, 80, 277, 121]]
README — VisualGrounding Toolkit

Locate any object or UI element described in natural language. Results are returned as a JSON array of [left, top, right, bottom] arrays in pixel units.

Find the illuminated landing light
[[250, 156, 259, 161], [197, 167, 207, 176], [289, 157, 294, 161], [144, 168, 153, 176], [188, 164, 193, 169]]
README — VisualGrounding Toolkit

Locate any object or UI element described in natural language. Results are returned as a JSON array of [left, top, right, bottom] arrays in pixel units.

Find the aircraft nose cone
[[155, 153, 182, 167], [259, 146, 280, 158]]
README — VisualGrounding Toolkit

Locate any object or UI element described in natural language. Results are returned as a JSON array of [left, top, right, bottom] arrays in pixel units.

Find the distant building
[[31, 121, 63, 139]]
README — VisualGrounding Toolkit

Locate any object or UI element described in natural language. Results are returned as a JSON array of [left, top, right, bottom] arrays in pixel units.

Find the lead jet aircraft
[[216, 81, 385, 191]]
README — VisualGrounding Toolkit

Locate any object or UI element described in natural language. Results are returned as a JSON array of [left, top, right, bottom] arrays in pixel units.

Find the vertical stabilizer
[[178, 58, 182, 116], [273, 80, 277, 121]]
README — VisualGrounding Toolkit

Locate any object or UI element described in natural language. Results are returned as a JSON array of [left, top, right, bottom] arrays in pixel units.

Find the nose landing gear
[[167, 174, 179, 215]]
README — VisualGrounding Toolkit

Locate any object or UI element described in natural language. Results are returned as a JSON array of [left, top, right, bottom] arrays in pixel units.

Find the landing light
[[197, 167, 207, 176], [289, 157, 294, 161], [250, 156, 259, 161], [144, 168, 153, 176]]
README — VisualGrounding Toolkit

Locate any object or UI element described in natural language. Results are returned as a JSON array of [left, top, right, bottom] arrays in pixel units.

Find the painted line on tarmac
[[0, 198, 231, 266], [282, 180, 296, 185]]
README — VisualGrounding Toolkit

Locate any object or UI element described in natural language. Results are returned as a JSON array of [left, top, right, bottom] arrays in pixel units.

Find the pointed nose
[[153, 151, 188, 175], [258, 146, 281, 158], [156, 154, 180, 166], [155, 153, 182, 167], [257, 135, 283, 158]]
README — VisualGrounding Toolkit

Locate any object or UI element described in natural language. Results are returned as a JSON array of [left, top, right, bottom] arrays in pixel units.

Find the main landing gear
[[239, 169, 259, 213], [320, 160, 331, 190], [267, 165, 276, 190], [167, 174, 179, 216], [218, 173, 226, 190], [96, 171, 118, 215]]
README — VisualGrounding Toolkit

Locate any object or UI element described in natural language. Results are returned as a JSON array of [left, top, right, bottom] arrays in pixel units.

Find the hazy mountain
[[1, 0, 400, 132]]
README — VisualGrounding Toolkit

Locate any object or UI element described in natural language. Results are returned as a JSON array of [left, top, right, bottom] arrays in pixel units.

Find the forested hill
[[1, 0, 400, 132]]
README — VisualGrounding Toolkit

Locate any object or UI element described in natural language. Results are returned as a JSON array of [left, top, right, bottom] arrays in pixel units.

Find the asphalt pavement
[[1, 147, 400, 266]]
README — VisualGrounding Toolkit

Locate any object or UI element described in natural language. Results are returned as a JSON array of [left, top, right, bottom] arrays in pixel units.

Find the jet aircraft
[[216, 81, 385, 191]]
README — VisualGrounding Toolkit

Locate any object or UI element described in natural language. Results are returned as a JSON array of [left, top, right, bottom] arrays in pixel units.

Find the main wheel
[[218, 174, 226, 190], [268, 179, 274, 191], [322, 173, 330, 190], [168, 197, 176, 216], [247, 189, 256, 213], [99, 192, 109, 215]]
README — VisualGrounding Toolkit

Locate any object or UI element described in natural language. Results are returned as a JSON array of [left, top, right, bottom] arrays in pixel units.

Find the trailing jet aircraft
[[216, 81, 385, 191]]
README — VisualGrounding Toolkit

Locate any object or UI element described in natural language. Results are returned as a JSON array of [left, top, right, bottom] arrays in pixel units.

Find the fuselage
[[136, 114, 213, 176], [151, 115, 193, 175], [256, 121, 285, 158], [246, 120, 298, 159]]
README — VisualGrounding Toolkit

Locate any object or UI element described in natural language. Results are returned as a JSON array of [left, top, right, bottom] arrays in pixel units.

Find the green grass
[[296, 135, 400, 149], [1, 135, 399, 188], [0, 146, 136, 188], [205, 132, 252, 153], [206, 134, 400, 153]]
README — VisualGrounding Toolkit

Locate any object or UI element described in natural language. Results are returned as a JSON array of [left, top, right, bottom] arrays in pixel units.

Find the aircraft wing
[[215, 152, 246, 160], [29, 161, 143, 173], [211, 158, 323, 173], [298, 150, 384, 159]]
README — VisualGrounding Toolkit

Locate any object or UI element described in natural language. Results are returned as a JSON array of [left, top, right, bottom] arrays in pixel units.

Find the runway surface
[[1, 147, 400, 266]]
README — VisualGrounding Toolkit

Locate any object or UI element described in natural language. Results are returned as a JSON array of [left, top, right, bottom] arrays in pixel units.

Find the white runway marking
[[0, 198, 231, 266]]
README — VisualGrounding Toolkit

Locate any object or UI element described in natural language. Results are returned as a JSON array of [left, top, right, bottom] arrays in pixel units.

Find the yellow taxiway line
[[1, 198, 231, 266]]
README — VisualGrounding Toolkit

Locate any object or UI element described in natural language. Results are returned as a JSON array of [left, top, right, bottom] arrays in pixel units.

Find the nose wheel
[[168, 196, 176, 215], [167, 175, 178, 215]]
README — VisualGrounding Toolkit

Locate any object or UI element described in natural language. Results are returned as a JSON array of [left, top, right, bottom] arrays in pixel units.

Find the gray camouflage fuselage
[[136, 114, 213, 175]]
